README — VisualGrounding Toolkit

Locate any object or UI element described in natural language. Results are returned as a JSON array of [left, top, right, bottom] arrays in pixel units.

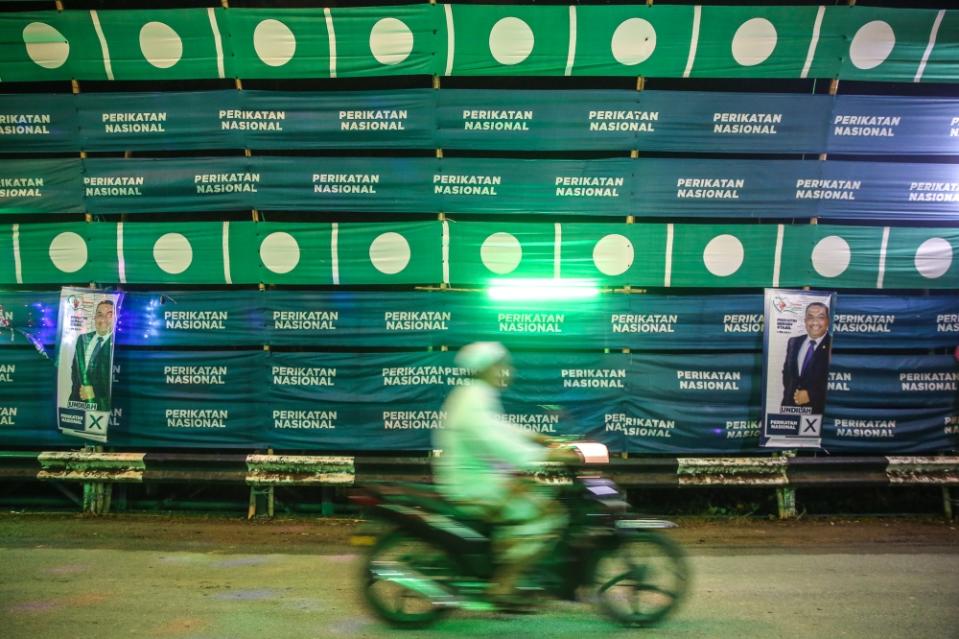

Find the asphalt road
[[2, 515, 957, 639]]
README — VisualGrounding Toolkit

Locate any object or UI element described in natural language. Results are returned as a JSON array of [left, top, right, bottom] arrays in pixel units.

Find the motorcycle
[[350, 442, 689, 628]]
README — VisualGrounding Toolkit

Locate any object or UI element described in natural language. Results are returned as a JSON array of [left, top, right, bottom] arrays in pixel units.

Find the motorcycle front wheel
[[362, 530, 458, 629], [592, 531, 689, 627]]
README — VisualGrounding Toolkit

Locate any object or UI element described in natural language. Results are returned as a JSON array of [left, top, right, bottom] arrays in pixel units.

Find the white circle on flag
[[849, 20, 896, 70], [254, 19, 296, 67], [489, 17, 534, 66], [731, 18, 778, 66], [914, 237, 953, 279], [703, 234, 744, 277], [260, 232, 300, 274], [153, 232, 193, 275], [593, 234, 634, 276], [369, 18, 414, 65], [481, 232, 523, 275], [610, 19, 656, 66], [49, 232, 87, 273], [811, 235, 851, 278], [369, 232, 411, 275], [139, 21, 183, 69], [23, 22, 69, 69]]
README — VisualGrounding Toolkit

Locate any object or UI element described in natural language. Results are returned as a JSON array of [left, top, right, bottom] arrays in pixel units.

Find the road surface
[[1, 514, 956, 639]]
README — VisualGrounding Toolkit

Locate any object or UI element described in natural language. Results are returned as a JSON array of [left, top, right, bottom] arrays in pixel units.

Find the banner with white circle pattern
[[2, 221, 956, 289], [0, 6, 956, 82]]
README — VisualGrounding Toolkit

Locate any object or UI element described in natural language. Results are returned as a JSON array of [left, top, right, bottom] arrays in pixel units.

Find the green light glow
[[487, 278, 600, 301]]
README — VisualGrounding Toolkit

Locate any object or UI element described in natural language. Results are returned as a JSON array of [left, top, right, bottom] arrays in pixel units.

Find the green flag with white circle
[[222, 9, 330, 79], [448, 222, 555, 285], [882, 228, 959, 290], [571, 6, 694, 77], [782, 225, 885, 290], [120, 222, 255, 285], [93, 8, 224, 80], [446, 5, 570, 76], [670, 224, 778, 288], [336, 222, 441, 285], [559, 223, 666, 287], [329, 5, 437, 77], [17, 222, 116, 285], [691, 6, 824, 78], [0, 11, 105, 81], [256, 222, 332, 285], [812, 7, 944, 83]]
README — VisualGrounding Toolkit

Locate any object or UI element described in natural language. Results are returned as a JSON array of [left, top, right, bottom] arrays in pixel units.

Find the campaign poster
[[56, 288, 121, 443], [761, 289, 835, 449]]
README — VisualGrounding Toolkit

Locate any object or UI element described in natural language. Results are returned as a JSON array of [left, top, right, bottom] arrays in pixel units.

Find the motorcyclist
[[433, 341, 577, 609]]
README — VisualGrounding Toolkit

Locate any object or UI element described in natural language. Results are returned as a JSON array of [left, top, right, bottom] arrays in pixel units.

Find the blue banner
[[118, 292, 264, 347], [633, 158, 819, 218], [0, 344, 956, 453], [828, 354, 959, 409], [266, 291, 457, 348], [77, 91, 241, 152], [828, 95, 959, 156], [597, 397, 762, 454], [6, 90, 959, 155], [0, 347, 57, 446], [0, 159, 83, 214], [636, 91, 832, 153], [257, 156, 435, 214], [4, 290, 958, 352], [83, 157, 255, 214], [818, 161, 959, 222], [823, 406, 958, 454], [4, 156, 959, 219], [0, 94, 79, 152], [110, 350, 265, 448]]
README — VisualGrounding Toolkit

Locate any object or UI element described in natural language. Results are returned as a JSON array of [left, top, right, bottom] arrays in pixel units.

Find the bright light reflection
[[487, 278, 600, 301]]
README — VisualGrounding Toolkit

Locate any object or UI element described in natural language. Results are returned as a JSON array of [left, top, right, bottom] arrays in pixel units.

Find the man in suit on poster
[[781, 301, 832, 414], [70, 299, 115, 412]]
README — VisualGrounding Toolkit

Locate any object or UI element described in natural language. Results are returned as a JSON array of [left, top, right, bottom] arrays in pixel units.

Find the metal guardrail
[[1, 451, 956, 519]]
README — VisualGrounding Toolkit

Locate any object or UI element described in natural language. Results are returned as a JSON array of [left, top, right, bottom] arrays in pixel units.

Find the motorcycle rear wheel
[[593, 531, 689, 627], [362, 530, 458, 628]]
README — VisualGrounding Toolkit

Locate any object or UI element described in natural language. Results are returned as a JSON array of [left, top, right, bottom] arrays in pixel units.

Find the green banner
[[827, 7, 945, 83], [0, 11, 105, 81], [691, 6, 828, 79], [221, 9, 331, 79], [558, 223, 668, 286], [336, 222, 442, 285], [94, 8, 224, 80], [0, 6, 955, 82], [783, 226, 887, 290], [571, 6, 694, 77], [1, 222, 957, 289], [883, 227, 959, 289], [445, 4, 570, 76], [670, 225, 780, 288], [14, 223, 117, 285], [328, 5, 439, 78]]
